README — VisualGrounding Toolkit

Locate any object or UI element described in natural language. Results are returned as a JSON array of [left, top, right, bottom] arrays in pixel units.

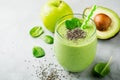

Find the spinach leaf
[[43, 35, 54, 44], [33, 46, 45, 58], [93, 56, 112, 77], [30, 26, 44, 37]]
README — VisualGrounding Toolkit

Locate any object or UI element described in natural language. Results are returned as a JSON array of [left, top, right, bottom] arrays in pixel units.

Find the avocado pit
[[94, 13, 112, 31]]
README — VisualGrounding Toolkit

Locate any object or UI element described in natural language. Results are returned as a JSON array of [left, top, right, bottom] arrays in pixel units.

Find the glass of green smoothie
[[54, 14, 97, 72]]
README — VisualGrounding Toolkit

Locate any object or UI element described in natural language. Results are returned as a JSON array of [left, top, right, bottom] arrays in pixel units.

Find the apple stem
[[52, 0, 62, 7]]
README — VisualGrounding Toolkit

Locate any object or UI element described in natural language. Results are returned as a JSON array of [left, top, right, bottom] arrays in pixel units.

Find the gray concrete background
[[0, 0, 120, 80]]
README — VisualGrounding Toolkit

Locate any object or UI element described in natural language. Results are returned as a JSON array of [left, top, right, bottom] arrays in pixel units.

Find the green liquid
[[54, 19, 97, 72]]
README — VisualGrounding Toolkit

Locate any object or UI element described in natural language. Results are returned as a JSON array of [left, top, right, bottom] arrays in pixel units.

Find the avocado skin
[[83, 6, 120, 39]]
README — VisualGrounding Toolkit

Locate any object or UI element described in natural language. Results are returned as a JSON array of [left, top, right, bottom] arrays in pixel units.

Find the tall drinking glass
[[54, 14, 97, 72]]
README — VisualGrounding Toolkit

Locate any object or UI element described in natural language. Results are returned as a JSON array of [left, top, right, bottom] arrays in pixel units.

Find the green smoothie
[[54, 14, 97, 72]]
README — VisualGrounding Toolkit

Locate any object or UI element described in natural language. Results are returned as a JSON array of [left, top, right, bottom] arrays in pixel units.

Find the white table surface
[[0, 0, 120, 80]]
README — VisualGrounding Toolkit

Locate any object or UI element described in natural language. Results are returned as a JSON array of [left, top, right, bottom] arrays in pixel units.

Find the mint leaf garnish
[[71, 18, 82, 27], [65, 17, 82, 30]]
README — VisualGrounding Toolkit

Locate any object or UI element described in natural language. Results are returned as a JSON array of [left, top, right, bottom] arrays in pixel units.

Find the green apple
[[40, 0, 73, 32]]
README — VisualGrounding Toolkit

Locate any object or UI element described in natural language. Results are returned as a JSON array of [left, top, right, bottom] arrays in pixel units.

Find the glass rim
[[55, 13, 96, 42]]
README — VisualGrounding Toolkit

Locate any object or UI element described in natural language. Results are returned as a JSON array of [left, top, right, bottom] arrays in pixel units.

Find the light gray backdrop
[[0, 0, 120, 80]]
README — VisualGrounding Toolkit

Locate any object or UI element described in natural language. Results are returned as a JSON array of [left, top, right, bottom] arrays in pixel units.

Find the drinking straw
[[81, 5, 97, 29]]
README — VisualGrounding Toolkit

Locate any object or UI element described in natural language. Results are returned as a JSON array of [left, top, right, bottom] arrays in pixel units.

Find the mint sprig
[[65, 17, 82, 30]]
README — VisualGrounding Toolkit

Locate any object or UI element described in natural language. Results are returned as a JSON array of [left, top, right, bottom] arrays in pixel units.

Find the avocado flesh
[[83, 6, 120, 39]]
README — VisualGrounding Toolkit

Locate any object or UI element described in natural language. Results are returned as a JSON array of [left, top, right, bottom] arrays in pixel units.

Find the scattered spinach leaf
[[33, 46, 45, 58], [65, 17, 82, 30], [93, 63, 110, 77], [30, 26, 44, 37], [93, 56, 112, 77], [43, 35, 54, 44]]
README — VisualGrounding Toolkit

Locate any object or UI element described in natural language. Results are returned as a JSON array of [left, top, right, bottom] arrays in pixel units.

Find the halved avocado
[[83, 6, 120, 39]]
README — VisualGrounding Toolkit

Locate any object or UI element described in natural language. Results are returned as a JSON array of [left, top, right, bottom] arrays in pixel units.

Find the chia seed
[[25, 56, 82, 80], [67, 28, 87, 40]]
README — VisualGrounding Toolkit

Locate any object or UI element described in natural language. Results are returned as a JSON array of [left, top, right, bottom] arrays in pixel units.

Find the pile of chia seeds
[[24, 44, 82, 80], [25, 56, 81, 80], [67, 28, 87, 40]]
